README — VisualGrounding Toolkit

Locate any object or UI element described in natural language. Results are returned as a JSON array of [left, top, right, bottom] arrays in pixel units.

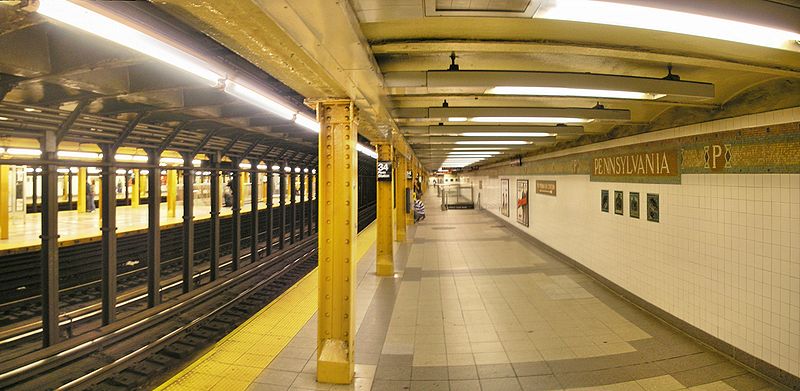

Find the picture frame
[[500, 179, 509, 217], [601, 190, 609, 213], [630, 192, 640, 219], [614, 191, 624, 215], [516, 179, 529, 227]]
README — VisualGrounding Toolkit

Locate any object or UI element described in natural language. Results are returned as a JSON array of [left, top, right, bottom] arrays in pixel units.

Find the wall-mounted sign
[[591, 150, 679, 183], [500, 179, 509, 217], [377, 161, 392, 181], [535, 180, 557, 196], [406, 170, 412, 180], [703, 144, 732, 171]]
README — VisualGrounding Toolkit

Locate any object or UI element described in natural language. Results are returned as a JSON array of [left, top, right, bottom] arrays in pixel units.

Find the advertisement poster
[[500, 179, 509, 217], [516, 179, 529, 227]]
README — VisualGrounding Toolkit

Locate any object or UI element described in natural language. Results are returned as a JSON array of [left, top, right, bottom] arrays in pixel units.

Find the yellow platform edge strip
[[156, 221, 377, 391]]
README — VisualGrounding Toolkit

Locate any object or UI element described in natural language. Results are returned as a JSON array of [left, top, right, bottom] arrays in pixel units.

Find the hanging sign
[[377, 161, 392, 181]]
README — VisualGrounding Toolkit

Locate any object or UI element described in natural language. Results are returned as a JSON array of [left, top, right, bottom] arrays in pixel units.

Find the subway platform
[[157, 195, 783, 391]]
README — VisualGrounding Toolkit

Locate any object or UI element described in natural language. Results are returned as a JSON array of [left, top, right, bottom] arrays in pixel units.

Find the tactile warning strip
[[156, 222, 377, 391]]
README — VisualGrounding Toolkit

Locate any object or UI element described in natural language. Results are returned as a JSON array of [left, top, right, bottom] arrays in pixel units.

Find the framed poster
[[601, 190, 609, 212], [614, 191, 624, 215], [516, 179, 529, 227], [647, 193, 659, 222], [630, 192, 640, 219], [500, 179, 509, 217]]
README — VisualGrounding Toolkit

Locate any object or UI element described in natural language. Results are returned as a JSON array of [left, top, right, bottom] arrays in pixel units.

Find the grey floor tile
[[655, 352, 725, 374], [375, 364, 412, 380], [670, 362, 747, 387], [480, 377, 523, 391], [247, 383, 290, 391], [518, 374, 562, 391], [512, 362, 552, 377], [255, 368, 300, 386], [448, 365, 478, 380], [723, 373, 779, 391], [411, 380, 450, 390], [477, 363, 516, 379], [449, 379, 481, 391], [371, 379, 411, 391], [412, 366, 449, 380]]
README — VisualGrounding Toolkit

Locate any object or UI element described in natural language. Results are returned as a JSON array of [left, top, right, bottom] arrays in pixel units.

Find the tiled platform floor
[[0, 195, 307, 252], [162, 194, 786, 391]]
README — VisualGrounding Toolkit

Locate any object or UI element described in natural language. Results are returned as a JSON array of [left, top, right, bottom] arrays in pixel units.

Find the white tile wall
[[465, 107, 800, 377]]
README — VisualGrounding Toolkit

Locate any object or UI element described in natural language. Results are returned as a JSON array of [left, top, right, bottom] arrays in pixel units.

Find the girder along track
[[0, 201, 376, 390]]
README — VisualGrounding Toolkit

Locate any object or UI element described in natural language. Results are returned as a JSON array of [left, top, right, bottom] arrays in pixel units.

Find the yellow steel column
[[316, 100, 357, 384], [131, 169, 140, 207], [167, 169, 177, 218], [395, 154, 407, 241], [78, 167, 86, 212], [240, 172, 246, 207], [375, 143, 394, 276], [62, 173, 69, 201], [0, 165, 8, 240]]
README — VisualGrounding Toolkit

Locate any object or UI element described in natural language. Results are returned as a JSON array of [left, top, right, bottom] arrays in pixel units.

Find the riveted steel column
[[77, 167, 86, 212], [147, 150, 161, 307], [314, 171, 319, 234], [394, 154, 407, 242], [375, 143, 394, 276], [67, 169, 73, 210], [231, 163, 241, 270], [0, 165, 8, 240], [278, 168, 286, 250], [41, 130, 59, 346], [406, 161, 414, 226], [316, 100, 357, 384], [250, 169, 259, 264], [209, 153, 220, 281], [299, 172, 305, 240], [100, 145, 117, 325], [182, 153, 194, 293], [167, 169, 177, 218], [307, 172, 313, 237], [289, 171, 296, 244], [266, 169, 274, 256]]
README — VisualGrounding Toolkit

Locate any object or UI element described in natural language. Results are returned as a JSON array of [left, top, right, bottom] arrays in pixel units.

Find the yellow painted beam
[[316, 100, 357, 384], [395, 154, 407, 241], [0, 165, 8, 240], [131, 169, 140, 207], [167, 169, 177, 218], [375, 143, 394, 276], [77, 167, 86, 213]]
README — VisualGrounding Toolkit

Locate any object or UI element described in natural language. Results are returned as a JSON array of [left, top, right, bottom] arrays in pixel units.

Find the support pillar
[[131, 169, 140, 207], [250, 169, 259, 264], [316, 100, 357, 384], [62, 172, 69, 201], [278, 168, 286, 250], [307, 172, 313, 237], [231, 164, 241, 270], [0, 165, 8, 240], [146, 150, 161, 307], [167, 169, 177, 218], [375, 143, 394, 276], [100, 145, 117, 325], [299, 172, 305, 241], [289, 171, 296, 244], [77, 167, 86, 212], [41, 130, 59, 346], [406, 162, 414, 226], [208, 154, 220, 281], [67, 169, 73, 210], [394, 155, 407, 242], [181, 153, 194, 293], [266, 170, 274, 256]]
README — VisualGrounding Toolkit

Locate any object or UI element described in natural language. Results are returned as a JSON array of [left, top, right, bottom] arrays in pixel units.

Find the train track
[[0, 202, 375, 390]]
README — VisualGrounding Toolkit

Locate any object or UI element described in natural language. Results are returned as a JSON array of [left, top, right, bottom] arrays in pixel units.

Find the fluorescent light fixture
[[312, 169, 317, 174], [0, 116, 9, 121], [35, 167, 42, 173], [57, 168, 69, 174], [294, 167, 301, 173], [257, 164, 267, 170], [455, 141, 530, 145], [453, 147, 511, 151], [469, 117, 590, 124], [192, 159, 201, 166], [295, 114, 320, 132], [448, 151, 501, 155], [462, 132, 554, 137], [223, 81, 296, 120], [537, 0, 800, 50], [6, 148, 42, 156], [70, 167, 78, 173], [57, 150, 100, 159], [23, 107, 41, 112], [115, 154, 148, 162], [448, 117, 468, 122], [140, 169, 150, 175], [271, 165, 281, 171], [239, 163, 252, 169], [284, 166, 292, 172], [160, 157, 184, 165], [487, 86, 665, 100], [356, 143, 379, 159], [303, 168, 309, 173], [115, 169, 127, 175], [36, 0, 223, 85], [445, 154, 494, 158]]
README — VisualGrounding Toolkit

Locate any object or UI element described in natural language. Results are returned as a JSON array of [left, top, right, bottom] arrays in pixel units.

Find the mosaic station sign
[[591, 150, 680, 183]]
